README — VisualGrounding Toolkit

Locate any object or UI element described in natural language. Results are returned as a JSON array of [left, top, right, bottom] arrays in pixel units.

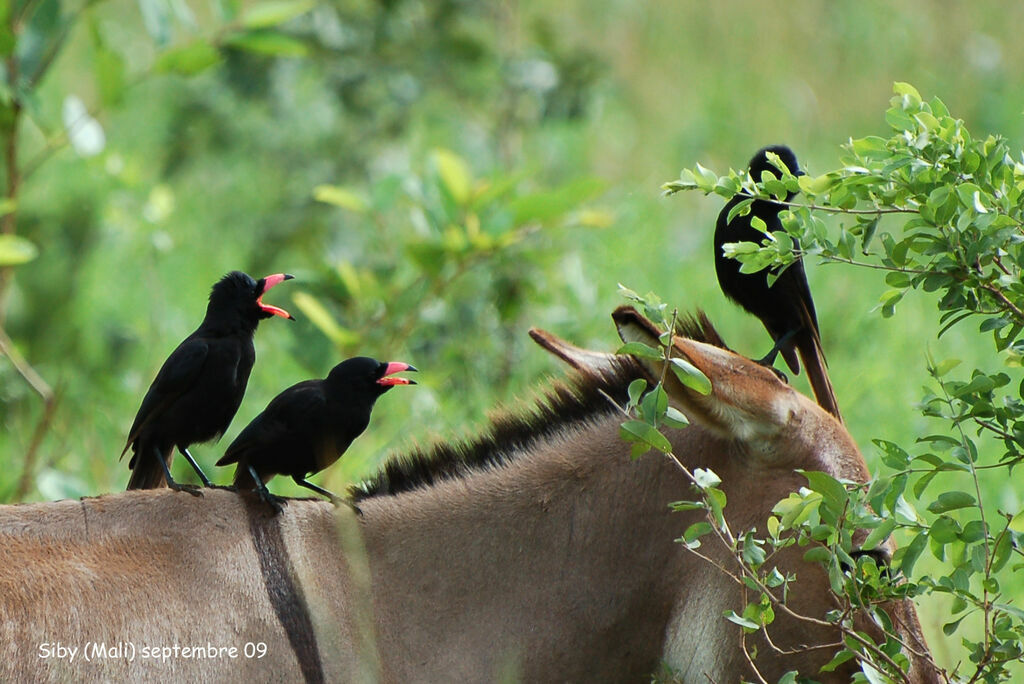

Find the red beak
[[377, 361, 418, 386], [257, 273, 295, 320]]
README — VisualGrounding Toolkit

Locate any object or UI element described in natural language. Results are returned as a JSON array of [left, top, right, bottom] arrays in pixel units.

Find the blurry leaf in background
[[292, 291, 359, 347], [432, 148, 473, 207], [241, 0, 316, 29], [136, 0, 173, 47], [155, 40, 223, 76], [509, 177, 604, 225], [0, 1, 14, 58], [313, 185, 369, 213], [224, 30, 308, 57], [0, 234, 38, 266], [62, 96, 105, 157], [89, 19, 126, 107]]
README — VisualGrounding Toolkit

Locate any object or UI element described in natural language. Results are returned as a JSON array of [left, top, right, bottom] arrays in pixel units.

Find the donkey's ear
[[613, 305, 801, 440], [529, 328, 621, 374], [611, 306, 665, 378]]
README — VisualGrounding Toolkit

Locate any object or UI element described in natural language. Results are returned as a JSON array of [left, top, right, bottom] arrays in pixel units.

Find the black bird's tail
[[125, 442, 170, 490], [793, 311, 842, 423]]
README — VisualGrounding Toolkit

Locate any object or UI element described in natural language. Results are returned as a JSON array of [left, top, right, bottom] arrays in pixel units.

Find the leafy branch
[[610, 288, 948, 682], [659, 82, 1024, 681]]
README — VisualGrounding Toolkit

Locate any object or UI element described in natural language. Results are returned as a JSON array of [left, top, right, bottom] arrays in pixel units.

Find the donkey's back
[[0, 490, 370, 683]]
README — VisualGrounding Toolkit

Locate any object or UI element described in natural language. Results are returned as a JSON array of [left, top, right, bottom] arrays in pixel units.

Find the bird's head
[[748, 145, 803, 200], [327, 357, 418, 398], [206, 271, 295, 331]]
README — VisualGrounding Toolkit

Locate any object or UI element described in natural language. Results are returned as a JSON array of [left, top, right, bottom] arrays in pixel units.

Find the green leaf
[[820, 648, 856, 673], [994, 602, 1024, 621], [926, 491, 977, 514], [873, 439, 910, 469], [0, 234, 38, 266], [991, 530, 1012, 572], [154, 41, 222, 76], [693, 162, 718, 191], [508, 177, 604, 225], [682, 521, 712, 543], [726, 197, 753, 224], [693, 467, 721, 488], [626, 378, 647, 407], [669, 357, 712, 395], [0, 2, 14, 58], [640, 385, 668, 423], [313, 185, 369, 212], [803, 546, 832, 564], [620, 420, 672, 456], [242, 0, 316, 29], [291, 291, 358, 346], [849, 135, 890, 160], [797, 173, 838, 195], [932, 358, 961, 377], [663, 406, 689, 428], [893, 81, 922, 101], [800, 470, 849, 510], [896, 532, 927, 576], [861, 518, 897, 551], [137, 0, 172, 46], [669, 500, 705, 512], [90, 20, 126, 106], [1009, 510, 1024, 533], [432, 148, 472, 206], [741, 533, 767, 566], [224, 30, 309, 57], [942, 614, 968, 636], [616, 341, 663, 361], [723, 610, 760, 632]]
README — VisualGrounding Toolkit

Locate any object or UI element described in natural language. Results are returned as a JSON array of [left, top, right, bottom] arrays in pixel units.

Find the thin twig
[[0, 325, 52, 401], [14, 387, 60, 501]]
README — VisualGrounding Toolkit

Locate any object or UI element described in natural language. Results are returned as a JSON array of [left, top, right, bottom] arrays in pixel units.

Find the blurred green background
[[2, 0, 1023, 672]]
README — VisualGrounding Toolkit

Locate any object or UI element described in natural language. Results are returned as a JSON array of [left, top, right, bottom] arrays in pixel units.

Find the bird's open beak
[[377, 362, 418, 386], [257, 273, 295, 320]]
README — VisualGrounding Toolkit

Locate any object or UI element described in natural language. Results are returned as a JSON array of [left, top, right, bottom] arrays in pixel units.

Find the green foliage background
[[2, 0, 1024, 674]]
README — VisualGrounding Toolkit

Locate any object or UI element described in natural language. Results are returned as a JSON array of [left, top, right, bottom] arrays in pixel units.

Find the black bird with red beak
[[122, 271, 295, 492], [217, 356, 417, 510]]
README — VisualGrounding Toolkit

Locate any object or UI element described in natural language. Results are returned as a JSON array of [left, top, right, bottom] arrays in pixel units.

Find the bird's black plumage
[[216, 356, 416, 509], [714, 145, 841, 420], [122, 270, 295, 491]]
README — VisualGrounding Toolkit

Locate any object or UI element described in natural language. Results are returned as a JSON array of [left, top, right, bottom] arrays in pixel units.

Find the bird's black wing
[[121, 337, 209, 458], [217, 381, 325, 465]]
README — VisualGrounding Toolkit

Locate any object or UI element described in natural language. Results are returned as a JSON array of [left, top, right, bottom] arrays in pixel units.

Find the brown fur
[[0, 311, 938, 682]]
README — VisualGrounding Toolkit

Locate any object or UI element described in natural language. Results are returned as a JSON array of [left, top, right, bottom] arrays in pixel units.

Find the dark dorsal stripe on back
[[352, 311, 729, 502]]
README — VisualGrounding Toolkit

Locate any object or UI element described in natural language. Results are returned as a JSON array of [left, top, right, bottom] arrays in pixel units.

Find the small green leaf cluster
[[298, 148, 608, 392], [614, 287, 716, 459]]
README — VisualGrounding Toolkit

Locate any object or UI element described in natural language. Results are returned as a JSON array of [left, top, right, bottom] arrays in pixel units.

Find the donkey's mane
[[352, 311, 726, 502]]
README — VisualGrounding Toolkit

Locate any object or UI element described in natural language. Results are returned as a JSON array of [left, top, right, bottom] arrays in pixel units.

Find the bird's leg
[[248, 464, 285, 514], [292, 476, 359, 513], [756, 328, 799, 372], [158, 453, 203, 497], [177, 446, 214, 487]]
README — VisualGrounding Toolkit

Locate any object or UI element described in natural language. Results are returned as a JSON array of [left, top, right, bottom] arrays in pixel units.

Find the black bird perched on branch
[[714, 145, 842, 421], [216, 356, 417, 511], [122, 271, 295, 492]]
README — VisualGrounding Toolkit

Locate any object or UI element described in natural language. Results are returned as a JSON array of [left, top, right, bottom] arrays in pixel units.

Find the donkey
[[0, 307, 938, 683]]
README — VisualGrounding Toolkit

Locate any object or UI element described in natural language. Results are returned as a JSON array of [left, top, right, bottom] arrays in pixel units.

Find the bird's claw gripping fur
[[167, 481, 205, 497], [258, 489, 287, 515]]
